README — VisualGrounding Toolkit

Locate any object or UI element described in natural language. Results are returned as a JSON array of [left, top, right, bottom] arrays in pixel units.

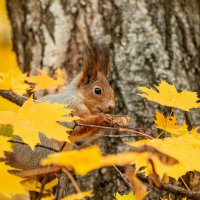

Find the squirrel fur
[[5, 43, 115, 170]]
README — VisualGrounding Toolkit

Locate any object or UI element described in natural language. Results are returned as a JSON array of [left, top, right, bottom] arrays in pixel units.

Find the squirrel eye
[[94, 87, 102, 95]]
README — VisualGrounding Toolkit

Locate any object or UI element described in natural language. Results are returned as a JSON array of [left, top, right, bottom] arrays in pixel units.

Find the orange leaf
[[126, 169, 146, 200]]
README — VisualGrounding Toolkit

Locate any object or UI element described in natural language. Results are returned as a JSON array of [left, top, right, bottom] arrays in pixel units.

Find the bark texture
[[7, 0, 200, 199]]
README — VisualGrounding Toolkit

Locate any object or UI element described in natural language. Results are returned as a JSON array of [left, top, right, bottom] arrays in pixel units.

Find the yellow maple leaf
[[41, 145, 175, 177], [21, 177, 58, 193], [41, 196, 54, 200], [190, 126, 200, 136], [0, 135, 12, 158], [0, 162, 26, 196], [0, 98, 79, 149], [155, 112, 200, 136], [41, 146, 102, 175], [0, 193, 11, 200], [138, 80, 200, 111], [155, 111, 188, 136], [115, 192, 135, 200], [41, 144, 174, 178], [41, 138, 199, 181], [0, 96, 20, 111], [0, 70, 30, 95], [26, 68, 65, 91], [100, 152, 139, 167], [126, 134, 200, 180], [62, 191, 93, 200]]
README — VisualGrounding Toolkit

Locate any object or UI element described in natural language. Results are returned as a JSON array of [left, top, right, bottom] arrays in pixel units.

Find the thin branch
[[63, 168, 81, 193], [119, 127, 154, 139], [113, 165, 132, 189], [16, 166, 60, 178], [99, 134, 138, 137], [114, 166, 200, 199], [0, 90, 27, 106], [62, 168, 85, 199], [180, 177, 190, 191], [78, 123, 154, 139], [38, 176, 48, 200], [137, 173, 200, 200], [55, 171, 68, 200]]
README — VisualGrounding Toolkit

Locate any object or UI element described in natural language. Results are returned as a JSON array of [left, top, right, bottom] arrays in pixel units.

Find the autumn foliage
[[1, 2, 200, 199], [0, 64, 200, 200]]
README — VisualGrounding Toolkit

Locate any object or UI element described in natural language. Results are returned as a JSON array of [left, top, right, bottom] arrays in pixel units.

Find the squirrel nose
[[109, 101, 115, 111], [109, 106, 113, 111]]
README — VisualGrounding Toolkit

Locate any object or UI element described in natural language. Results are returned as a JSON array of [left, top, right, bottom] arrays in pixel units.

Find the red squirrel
[[5, 43, 115, 170]]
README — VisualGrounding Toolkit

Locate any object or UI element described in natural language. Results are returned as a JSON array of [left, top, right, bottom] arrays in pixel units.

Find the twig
[[38, 176, 48, 200], [55, 172, 68, 200], [137, 173, 200, 200], [99, 134, 138, 137], [62, 168, 85, 199], [114, 165, 200, 199], [0, 90, 27, 106], [63, 169, 82, 193], [74, 133, 138, 150], [78, 123, 154, 139], [113, 165, 132, 189], [75, 134, 102, 149], [16, 166, 60, 178], [180, 177, 191, 191]]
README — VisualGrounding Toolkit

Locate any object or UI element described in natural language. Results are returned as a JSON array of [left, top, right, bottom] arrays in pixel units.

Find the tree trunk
[[7, 0, 200, 199]]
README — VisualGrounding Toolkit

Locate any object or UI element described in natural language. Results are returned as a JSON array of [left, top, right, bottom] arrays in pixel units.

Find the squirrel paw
[[97, 114, 113, 127]]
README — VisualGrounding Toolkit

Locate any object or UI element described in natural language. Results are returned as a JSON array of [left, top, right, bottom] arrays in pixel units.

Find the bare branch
[[100, 134, 138, 137], [78, 123, 154, 139], [114, 166, 200, 199], [16, 166, 60, 178], [0, 90, 27, 106], [113, 165, 132, 189], [63, 168, 82, 194], [137, 173, 200, 200], [38, 176, 48, 200]]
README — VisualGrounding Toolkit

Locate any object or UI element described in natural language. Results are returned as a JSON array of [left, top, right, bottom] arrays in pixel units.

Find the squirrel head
[[78, 43, 115, 114]]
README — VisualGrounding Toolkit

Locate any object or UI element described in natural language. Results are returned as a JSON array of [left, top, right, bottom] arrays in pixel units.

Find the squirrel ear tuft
[[98, 44, 110, 76], [81, 43, 99, 84], [80, 42, 110, 84]]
